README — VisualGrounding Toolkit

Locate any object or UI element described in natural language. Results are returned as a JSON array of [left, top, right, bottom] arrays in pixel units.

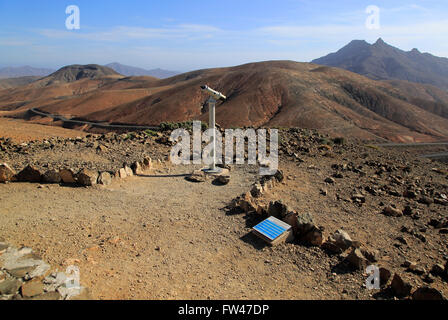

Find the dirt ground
[[0, 164, 324, 300], [0, 117, 86, 143]]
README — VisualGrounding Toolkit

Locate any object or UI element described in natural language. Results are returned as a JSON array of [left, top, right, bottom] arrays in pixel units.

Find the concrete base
[[202, 167, 223, 175]]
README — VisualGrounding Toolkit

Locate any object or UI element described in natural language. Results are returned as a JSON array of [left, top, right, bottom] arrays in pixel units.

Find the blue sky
[[0, 0, 447, 71]]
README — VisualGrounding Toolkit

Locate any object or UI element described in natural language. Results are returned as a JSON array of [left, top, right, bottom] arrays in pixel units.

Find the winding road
[[29, 108, 159, 131]]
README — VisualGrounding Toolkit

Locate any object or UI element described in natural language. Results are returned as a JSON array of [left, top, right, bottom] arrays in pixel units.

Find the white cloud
[[37, 24, 223, 42]]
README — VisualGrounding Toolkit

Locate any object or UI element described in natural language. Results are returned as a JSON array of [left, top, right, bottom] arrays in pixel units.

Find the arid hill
[[1, 61, 448, 142]]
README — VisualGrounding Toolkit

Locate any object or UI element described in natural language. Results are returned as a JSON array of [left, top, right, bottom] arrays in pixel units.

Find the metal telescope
[[201, 85, 226, 173]]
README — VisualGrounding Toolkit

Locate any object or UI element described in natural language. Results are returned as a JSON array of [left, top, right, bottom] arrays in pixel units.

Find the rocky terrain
[[1, 122, 447, 300]]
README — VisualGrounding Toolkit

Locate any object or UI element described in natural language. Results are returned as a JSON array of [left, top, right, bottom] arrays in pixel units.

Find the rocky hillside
[[1, 61, 448, 142], [312, 38, 448, 91]]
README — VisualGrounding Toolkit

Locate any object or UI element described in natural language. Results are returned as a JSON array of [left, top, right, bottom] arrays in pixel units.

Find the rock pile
[[0, 240, 90, 300], [0, 157, 153, 187]]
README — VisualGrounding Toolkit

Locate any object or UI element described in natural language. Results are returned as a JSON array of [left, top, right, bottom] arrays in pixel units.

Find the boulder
[[324, 177, 335, 184], [117, 168, 127, 179], [430, 264, 445, 277], [274, 170, 284, 182], [360, 247, 380, 263], [379, 267, 392, 287], [302, 225, 324, 246], [322, 241, 343, 254], [59, 169, 76, 184], [186, 170, 207, 183], [20, 278, 44, 298], [237, 192, 256, 213], [42, 170, 61, 184], [0, 163, 16, 182], [142, 157, 152, 170], [382, 206, 403, 217], [123, 164, 133, 177], [0, 278, 22, 295], [345, 248, 369, 270], [131, 161, 144, 175], [17, 165, 42, 182], [214, 174, 230, 185], [250, 183, 263, 198], [391, 273, 413, 297], [412, 287, 445, 300], [267, 200, 288, 219], [97, 172, 112, 186], [296, 213, 315, 236], [76, 169, 98, 186], [328, 229, 353, 252]]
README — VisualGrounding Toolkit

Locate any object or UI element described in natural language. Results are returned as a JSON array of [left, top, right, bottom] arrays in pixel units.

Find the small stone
[[124, 165, 134, 177], [328, 229, 353, 251], [412, 287, 445, 300], [379, 267, 392, 287], [361, 247, 380, 263], [131, 161, 144, 175], [295, 213, 315, 236], [186, 170, 206, 183], [0, 278, 22, 295], [391, 273, 413, 297], [21, 279, 44, 298], [250, 183, 263, 198], [117, 168, 127, 179], [324, 177, 335, 184], [267, 200, 288, 219], [214, 174, 230, 185], [59, 169, 76, 183], [7, 266, 36, 278], [382, 206, 403, 217], [17, 165, 42, 182], [142, 158, 152, 170], [42, 170, 61, 183], [97, 172, 112, 186], [0, 163, 16, 183], [302, 226, 324, 246], [76, 169, 98, 186], [322, 241, 343, 254], [345, 248, 368, 270], [418, 196, 433, 205]]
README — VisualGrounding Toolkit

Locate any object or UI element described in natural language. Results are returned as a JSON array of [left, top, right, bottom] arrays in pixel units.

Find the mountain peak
[[373, 38, 386, 46], [311, 39, 448, 90]]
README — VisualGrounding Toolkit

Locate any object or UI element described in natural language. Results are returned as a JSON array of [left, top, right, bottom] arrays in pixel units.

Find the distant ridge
[[37, 64, 123, 86], [0, 76, 41, 89], [105, 62, 180, 79], [312, 38, 448, 90], [0, 66, 54, 79]]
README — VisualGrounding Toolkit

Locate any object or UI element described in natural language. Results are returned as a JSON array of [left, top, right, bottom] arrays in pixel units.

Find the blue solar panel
[[254, 218, 288, 241]]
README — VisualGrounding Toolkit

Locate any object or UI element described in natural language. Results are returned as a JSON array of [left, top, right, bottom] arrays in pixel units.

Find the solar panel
[[252, 216, 292, 244]]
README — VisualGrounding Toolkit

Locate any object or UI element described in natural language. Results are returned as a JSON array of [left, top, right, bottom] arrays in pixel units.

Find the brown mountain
[[312, 38, 448, 91], [1, 61, 448, 142]]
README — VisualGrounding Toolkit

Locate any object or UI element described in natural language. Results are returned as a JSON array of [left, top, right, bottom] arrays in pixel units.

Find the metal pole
[[208, 97, 216, 171]]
